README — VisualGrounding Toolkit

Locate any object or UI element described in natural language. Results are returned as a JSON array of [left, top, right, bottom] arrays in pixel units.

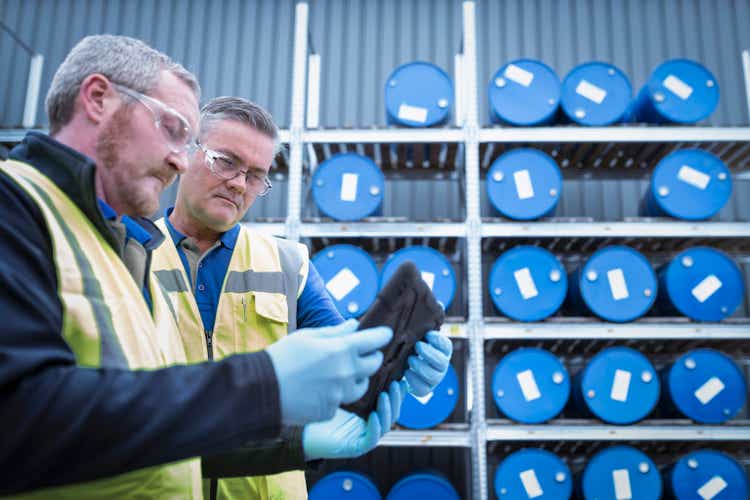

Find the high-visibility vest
[[1, 160, 202, 499], [152, 218, 309, 500]]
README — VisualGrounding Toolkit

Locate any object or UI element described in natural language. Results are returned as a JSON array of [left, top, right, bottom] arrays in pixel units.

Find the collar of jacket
[[9, 131, 165, 254]]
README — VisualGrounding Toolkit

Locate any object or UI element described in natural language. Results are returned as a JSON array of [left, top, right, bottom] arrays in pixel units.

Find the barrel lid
[[488, 59, 561, 126], [312, 244, 379, 318]]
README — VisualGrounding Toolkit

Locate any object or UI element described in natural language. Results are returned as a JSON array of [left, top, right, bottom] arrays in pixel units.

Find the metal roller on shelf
[[560, 62, 633, 126], [488, 59, 561, 126], [311, 244, 379, 318], [580, 445, 662, 500], [493, 448, 573, 500], [385, 62, 454, 128]]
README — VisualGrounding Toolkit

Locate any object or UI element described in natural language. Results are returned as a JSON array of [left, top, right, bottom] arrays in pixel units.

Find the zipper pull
[[205, 330, 214, 361]]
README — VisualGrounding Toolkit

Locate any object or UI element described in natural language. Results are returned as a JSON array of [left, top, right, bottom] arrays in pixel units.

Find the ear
[[78, 74, 117, 125]]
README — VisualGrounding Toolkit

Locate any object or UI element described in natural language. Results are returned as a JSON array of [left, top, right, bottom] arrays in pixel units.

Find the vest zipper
[[205, 329, 214, 361]]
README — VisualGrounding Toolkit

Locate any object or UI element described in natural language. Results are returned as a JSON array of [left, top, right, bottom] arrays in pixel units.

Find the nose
[[166, 149, 190, 175], [226, 172, 247, 194]]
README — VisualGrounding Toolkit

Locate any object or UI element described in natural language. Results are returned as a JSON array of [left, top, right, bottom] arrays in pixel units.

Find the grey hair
[[46, 34, 201, 135], [199, 96, 282, 156]]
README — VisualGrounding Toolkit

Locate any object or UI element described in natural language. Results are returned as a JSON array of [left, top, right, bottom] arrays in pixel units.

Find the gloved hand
[[403, 330, 453, 396], [302, 379, 407, 460], [266, 319, 392, 426]]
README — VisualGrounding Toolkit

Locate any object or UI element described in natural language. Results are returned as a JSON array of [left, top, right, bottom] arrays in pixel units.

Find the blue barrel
[[492, 348, 570, 424], [495, 449, 573, 500], [668, 450, 749, 500], [487, 148, 562, 221], [488, 59, 561, 126], [643, 149, 732, 220], [312, 244, 379, 319], [632, 59, 720, 124], [560, 62, 632, 126], [309, 471, 381, 500], [387, 473, 460, 500], [664, 349, 746, 424], [381, 246, 456, 310], [577, 347, 660, 424], [659, 247, 745, 322], [397, 364, 459, 429], [581, 446, 662, 500], [385, 62, 453, 127], [569, 246, 657, 322], [489, 246, 567, 322], [311, 153, 385, 221]]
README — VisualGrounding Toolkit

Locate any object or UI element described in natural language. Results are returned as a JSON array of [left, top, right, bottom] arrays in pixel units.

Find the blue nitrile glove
[[302, 379, 407, 460], [266, 319, 392, 426], [404, 330, 453, 396]]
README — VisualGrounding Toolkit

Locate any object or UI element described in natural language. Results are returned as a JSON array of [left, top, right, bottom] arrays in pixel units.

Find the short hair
[[199, 96, 282, 156], [46, 34, 201, 135]]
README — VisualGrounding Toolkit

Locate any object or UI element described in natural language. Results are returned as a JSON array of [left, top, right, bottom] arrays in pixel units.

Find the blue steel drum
[[311, 153, 385, 221], [381, 246, 456, 310], [644, 149, 731, 220], [570, 246, 657, 322], [665, 349, 746, 424], [397, 364, 459, 429], [387, 473, 460, 500], [632, 59, 719, 124], [312, 244, 379, 319], [486, 148, 562, 221], [582, 446, 662, 500], [488, 59, 561, 126], [489, 246, 567, 322], [659, 247, 745, 322], [668, 450, 749, 500], [577, 347, 660, 424], [492, 348, 570, 424], [560, 62, 632, 126], [385, 61, 453, 127], [309, 471, 381, 500], [494, 449, 573, 500]]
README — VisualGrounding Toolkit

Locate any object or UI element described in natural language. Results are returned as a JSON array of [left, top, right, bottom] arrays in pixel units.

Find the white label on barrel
[[576, 79, 607, 104], [694, 376, 725, 405], [325, 267, 360, 301], [610, 369, 632, 402], [397, 103, 428, 123], [663, 74, 694, 100], [697, 476, 728, 500], [678, 165, 711, 190], [513, 169, 535, 200], [519, 469, 544, 498], [612, 469, 633, 500], [421, 271, 435, 291], [340, 173, 359, 201], [505, 64, 535, 87], [517, 369, 542, 402], [412, 391, 434, 405], [514, 267, 539, 300], [691, 275, 723, 303], [607, 268, 630, 301]]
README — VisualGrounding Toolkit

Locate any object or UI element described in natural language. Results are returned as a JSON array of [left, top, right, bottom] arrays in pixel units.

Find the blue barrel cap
[[387, 473, 460, 500], [494, 449, 573, 500], [309, 471, 381, 500], [312, 153, 385, 221], [637, 59, 720, 124], [667, 349, 746, 424], [560, 62, 632, 126], [488, 59, 561, 126], [492, 348, 570, 423], [385, 62, 453, 127], [648, 149, 731, 220], [397, 364, 459, 429], [312, 244, 379, 319], [662, 247, 744, 322], [487, 148, 562, 221], [582, 446, 662, 500], [489, 246, 567, 322], [578, 246, 657, 322], [669, 450, 749, 500], [580, 347, 660, 424], [381, 246, 456, 310]]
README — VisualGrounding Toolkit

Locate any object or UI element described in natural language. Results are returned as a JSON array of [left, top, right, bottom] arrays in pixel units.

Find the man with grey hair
[[0, 34, 396, 498], [153, 96, 454, 499]]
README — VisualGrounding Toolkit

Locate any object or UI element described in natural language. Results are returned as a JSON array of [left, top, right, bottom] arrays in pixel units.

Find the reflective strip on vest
[[224, 270, 286, 294]]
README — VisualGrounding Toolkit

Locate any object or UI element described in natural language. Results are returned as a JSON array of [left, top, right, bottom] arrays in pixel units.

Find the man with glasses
[[0, 35, 406, 498], [153, 97, 453, 499]]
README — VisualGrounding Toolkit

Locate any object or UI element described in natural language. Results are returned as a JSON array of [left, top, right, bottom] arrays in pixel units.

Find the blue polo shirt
[[163, 208, 342, 333]]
